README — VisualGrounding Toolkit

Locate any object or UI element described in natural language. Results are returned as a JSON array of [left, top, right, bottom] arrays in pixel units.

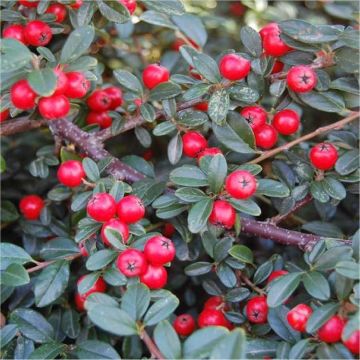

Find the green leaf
[[141, 0, 185, 15], [228, 245, 253, 264], [172, 14, 207, 47], [82, 157, 100, 182], [170, 165, 208, 187], [289, 339, 317, 359], [29, 342, 66, 359], [240, 26, 262, 57], [210, 329, 246, 359], [144, 293, 179, 326], [96, 0, 130, 23], [185, 262, 212, 276], [1, 200, 19, 223], [61, 308, 80, 339], [306, 303, 340, 333], [149, 82, 182, 101], [121, 283, 150, 321], [335, 149, 359, 175], [323, 177, 347, 200], [253, 261, 273, 285], [167, 132, 183, 165], [104, 228, 127, 250], [141, 10, 176, 29], [1, 263, 30, 287], [216, 263, 237, 288], [86, 249, 117, 271], [298, 91, 346, 114], [74, 340, 120, 359], [330, 77, 360, 95], [192, 52, 221, 83], [225, 287, 250, 302], [14, 335, 34, 359], [257, 179, 290, 198], [40, 237, 79, 260], [229, 84, 259, 104], [208, 89, 230, 125], [27, 68, 57, 97], [268, 306, 301, 342], [1, 324, 18, 349], [0, 243, 33, 268], [153, 121, 176, 136], [302, 271, 330, 300], [229, 198, 261, 216], [0, 39, 32, 73], [335, 260, 360, 279], [175, 187, 208, 203], [187, 198, 213, 233], [154, 321, 182, 360], [113, 69, 143, 94], [78, 272, 101, 295], [339, 30, 360, 49], [310, 181, 330, 203], [208, 154, 227, 194], [313, 246, 353, 271]]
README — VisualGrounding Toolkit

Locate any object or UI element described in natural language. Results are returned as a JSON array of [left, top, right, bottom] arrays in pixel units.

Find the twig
[[236, 270, 265, 295], [140, 329, 165, 360], [27, 253, 81, 273], [0, 116, 46, 136]]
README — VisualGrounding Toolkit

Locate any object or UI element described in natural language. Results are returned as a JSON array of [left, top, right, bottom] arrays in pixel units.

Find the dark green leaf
[[121, 283, 150, 321], [306, 303, 340, 333], [154, 320, 182, 359], [257, 179, 290, 198], [0, 39, 32, 73], [229, 245, 253, 264], [335, 260, 360, 279], [96, 0, 130, 23], [27, 68, 57, 97], [175, 187, 208, 203], [298, 91, 346, 114], [208, 89, 230, 125], [268, 306, 301, 342], [1, 263, 30, 287], [144, 293, 179, 326], [170, 165, 208, 187], [141, 0, 185, 15], [168, 132, 183, 165], [187, 198, 213, 233], [185, 262, 212, 276], [240, 26, 262, 57], [29, 342, 66, 360], [74, 340, 120, 359], [149, 82, 182, 101], [113, 69, 143, 94], [86, 249, 117, 271], [335, 150, 359, 175], [82, 157, 100, 182], [302, 271, 330, 300]]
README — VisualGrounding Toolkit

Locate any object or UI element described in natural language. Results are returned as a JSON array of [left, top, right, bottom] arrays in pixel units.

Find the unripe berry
[[287, 65, 317, 93], [219, 53, 251, 81], [0, 109, 10, 122], [38, 94, 70, 120], [267, 270, 289, 284], [144, 235, 175, 265], [182, 131, 208, 158], [173, 314, 196, 337], [317, 315, 345, 343], [24, 20, 52, 47], [65, 72, 90, 99], [70, 0, 83, 9], [343, 330, 360, 355], [163, 223, 175, 237], [3, 24, 26, 44], [194, 101, 208, 111], [209, 200, 236, 229], [86, 111, 112, 129], [198, 309, 232, 329], [142, 64, 170, 89], [87, 193, 117, 222], [19, 195, 44, 220], [18, 0, 39, 7], [246, 296, 268, 324], [286, 304, 313, 332], [309, 143, 338, 171], [118, 0, 137, 14], [273, 109, 300, 135], [117, 248, 148, 277], [140, 264, 168, 289], [75, 275, 106, 312], [57, 160, 85, 187], [197, 147, 222, 162], [10, 79, 37, 110], [87, 90, 112, 111], [53, 67, 68, 96], [104, 86, 123, 109], [240, 106, 267, 131], [254, 124, 278, 149], [117, 195, 145, 224], [225, 170, 257, 199], [101, 218, 129, 246], [45, 3, 67, 23]]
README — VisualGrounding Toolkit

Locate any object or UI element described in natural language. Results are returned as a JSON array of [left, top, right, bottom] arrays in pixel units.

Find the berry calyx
[[317, 315, 345, 343], [10, 79, 37, 110], [219, 53, 251, 81], [286, 304, 313, 332], [273, 109, 300, 135], [45, 3, 67, 23], [117, 195, 145, 224], [198, 308, 232, 330], [182, 131, 208, 158], [194, 101, 208, 112], [144, 235, 176, 265], [140, 264, 168, 289], [267, 270, 289, 284], [343, 330, 360, 355], [254, 124, 278, 149], [3, 24, 26, 44], [18, 0, 39, 8], [19, 195, 44, 220], [0, 109, 10, 122], [104, 86, 123, 109], [309, 143, 338, 171], [209, 200, 236, 229], [65, 72, 90, 99], [240, 106, 267, 131], [118, 0, 137, 15], [101, 218, 129, 246], [87, 89, 112, 111], [162, 223, 175, 237], [87, 193, 117, 222], [38, 94, 70, 120], [173, 314, 196, 337], [225, 170, 257, 200], [57, 160, 85, 187], [86, 111, 112, 129], [116, 248, 148, 277], [75, 275, 106, 312], [246, 296, 268, 324], [142, 64, 170, 89], [197, 147, 222, 162], [287, 65, 317, 93], [53, 67, 69, 96], [24, 20, 52, 47]]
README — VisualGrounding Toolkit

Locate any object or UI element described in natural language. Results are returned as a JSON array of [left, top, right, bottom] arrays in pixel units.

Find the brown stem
[[0, 116, 46, 136], [140, 329, 165, 360], [27, 253, 81, 273], [236, 270, 265, 295]]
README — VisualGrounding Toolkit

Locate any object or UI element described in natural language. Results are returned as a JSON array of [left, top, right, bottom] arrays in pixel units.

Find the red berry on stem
[[142, 64, 170, 89], [182, 131, 208, 158], [287, 304, 312, 332], [70, 0, 83, 9], [163, 223, 175, 237], [57, 160, 85, 187], [45, 3, 67, 23], [225, 170, 257, 200], [267, 270, 289, 284], [246, 296, 268, 324], [309, 143, 338, 171], [117, 195, 145, 224], [38, 94, 70, 120], [101, 218, 129, 246], [75, 275, 106, 312], [273, 109, 300, 135], [254, 124, 278, 149], [343, 330, 360, 355], [209, 200, 236, 229], [53, 67, 68, 96], [318, 315, 345, 343], [87, 193, 117, 222], [3, 24, 26, 44], [259, 23, 279, 38], [104, 86, 123, 109], [204, 296, 227, 310], [219, 54, 251, 81], [197, 147, 222, 163], [18, 0, 39, 7], [117, 248, 148, 277], [198, 309, 232, 329], [194, 101, 208, 111], [87, 90, 112, 111], [144, 235, 176, 265], [271, 60, 284, 74], [24, 20, 52, 47], [0, 109, 10, 122], [263, 35, 292, 57], [65, 72, 90, 99], [287, 65, 317, 93], [86, 111, 112, 129], [118, 0, 137, 14], [19, 195, 44, 220], [10, 79, 37, 110], [240, 106, 267, 131], [173, 314, 196, 336], [140, 264, 167, 289]]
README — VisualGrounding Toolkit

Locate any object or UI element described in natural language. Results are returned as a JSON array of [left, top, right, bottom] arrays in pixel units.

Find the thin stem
[[140, 329, 165, 360], [236, 271, 265, 295], [27, 253, 81, 273]]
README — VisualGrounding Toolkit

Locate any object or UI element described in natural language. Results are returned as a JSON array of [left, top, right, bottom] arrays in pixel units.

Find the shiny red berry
[[117, 248, 148, 277], [318, 315, 345, 343], [87, 193, 117, 222], [45, 3, 67, 23], [204, 296, 227, 310], [3, 24, 26, 44], [198, 309, 232, 329], [287, 304, 313, 332], [182, 131, 208, 158], [18, 0, 39, 7], [0, 109, 10, 122], [24, 20, 52, 47], [194, 101, 208, 111], [271, 60, 284, 74], [197, 147, 222, 163], [267, 270, 289, 283], [70, 0, 83, 9], [163, 223, 175, 237], [79, 242, 89, 257], [117, 195, 145, 224], [209, 200, 236, 229], [101, 218, 129, 246], [144, 235, 175, 265], [19, 195, 44, 220], [140, 264, 167, 289], [57, 160, 85, 187], [142, 64, 170, 89], [104, 86, 123, 109], [273, 109, 300, 135], [75, 275, 106, 312], [219, 54, 251, 81], [118, 0, 136, 14], [287, 65, 317, 93], [309, 143, 338, 171], [263, 35, 291, 57], [254, 124, 278, 149], [86, 111, 112, 129], [246, 296, 268, 324], [10, 79, 37, 110], [87, 90, 112, 111], [53, 67, 68, 96], [343, 330, 360, 355], [173, 314, 196, 336], [259, 23, 279, 39], [225, 170, 257, 200], [240, 106, 267, 132], [65, 72, 90, 98], [38, 94, 70, 120]]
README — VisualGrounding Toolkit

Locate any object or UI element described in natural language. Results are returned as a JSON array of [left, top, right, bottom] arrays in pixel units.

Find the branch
[[27, 253, 81, 273], [0, 116, 46, 136], [140, 329, 164, 360]]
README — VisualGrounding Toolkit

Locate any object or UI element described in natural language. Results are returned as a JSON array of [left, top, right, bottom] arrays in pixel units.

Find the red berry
[[117, 248, 148, 277], [287, 65, 317, 93], [75, 275, 106, 312], [260, 23, 292, 57], [273, 109, 300, 135], [286, 304, 313, 332], [0, 109, 10, 122], [219, 54, 251, 81], [198, 309, 232, 329], [254, 124, 278, 149], [24, 20, 52, 47], [87, 90, 112, 111], [194, 101, 208, 112], [45, 3, 67, 23], [19, 195, 44, 220], [144, 235, 176, 265], [318, 315, 345, 343], [65, 72, 90, 99], [142, 64, 170, 90], [173, 314, 196, 336], [240, 106, 267, 131], [143, 149, 154, 161], [79, 242, 89, 257], [86, 111, 112, 129], [246, 296, 268, 324], [140, 264, 167, 289], [10, 79, 37, 110], [309, 143, 338, 171], [18, 0, 39, 7], [197, 147, 222, 162], [38, 94, 70, 120], [101, 218, 129, 246], [189, 66, 202, 80], [343, 330, 360, 355], [53, 67, 68, 96], [267, 270, 289, 284], [204, 296, 227, 310], [117, 195, 145, 224], [259, 23, 279, 39], [57, 160, 85, 187], [104, 86, 123, 109], [3, 24, 26, 44], [87, 193, 117, 222], [118, 0, 137, 14], [182, 131, 208, 158], [229, 2, 246, 17], [70, 0, 83, 9], [134, 98, 143, 107], [225, 170, 257, 200], [209, 200, 236, 229], [163, 223, 175, 237], [271, 60, 284, 74]]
